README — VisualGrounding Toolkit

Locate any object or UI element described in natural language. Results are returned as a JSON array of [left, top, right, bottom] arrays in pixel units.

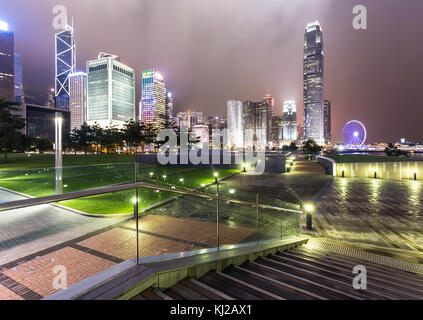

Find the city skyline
[[0, 0, 422, 142]]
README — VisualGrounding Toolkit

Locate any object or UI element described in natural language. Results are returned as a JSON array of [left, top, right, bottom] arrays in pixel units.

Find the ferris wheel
[[342, 120, 367, 148]]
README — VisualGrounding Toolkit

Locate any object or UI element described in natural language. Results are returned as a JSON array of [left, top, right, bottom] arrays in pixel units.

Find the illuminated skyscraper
[[140, 69, 167, 130], [283, 101, 297, 141], [324, 100, 332, 144], [0, 21, 14, 102], [87, 53, 135, 128], [55, 24, 76, 110], [244, 100, 272, 149], [227, 100, 244, 148], [14, 53, 23, 103], [303, 21, 324, 144], [69, 72, 87, 129], [166, 92, 174, 126]]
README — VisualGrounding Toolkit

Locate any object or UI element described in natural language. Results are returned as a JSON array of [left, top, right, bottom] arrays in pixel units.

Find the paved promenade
[[225, 160, 423, 252]]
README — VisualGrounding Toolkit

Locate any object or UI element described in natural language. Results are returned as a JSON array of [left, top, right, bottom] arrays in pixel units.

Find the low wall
[[317, 156, 423, 181]]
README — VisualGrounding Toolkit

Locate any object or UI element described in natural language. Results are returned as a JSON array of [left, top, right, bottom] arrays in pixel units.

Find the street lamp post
[[55, 113, 63, 195], [214, 173, 220, 251], [304, 203, 315, 231]]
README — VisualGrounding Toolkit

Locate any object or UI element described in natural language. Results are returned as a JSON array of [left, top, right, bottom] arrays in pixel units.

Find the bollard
[[304, 204, 315, 231]]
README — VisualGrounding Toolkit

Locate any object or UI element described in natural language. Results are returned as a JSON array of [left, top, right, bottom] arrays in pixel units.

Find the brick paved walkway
[[0, 214, 254, 300]]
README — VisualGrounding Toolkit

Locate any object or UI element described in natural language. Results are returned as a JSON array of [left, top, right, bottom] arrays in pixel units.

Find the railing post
[[256, 193, 259, 244], [215, 177, 220, 251], [135, 162, 139, 265]]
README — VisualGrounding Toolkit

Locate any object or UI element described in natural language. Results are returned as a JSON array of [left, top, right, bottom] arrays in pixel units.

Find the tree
[[122, 120, 144, 154], [103, 126, 122, 154], [91, 123, 105, 155], [0, 99, 25, 163], [77, 123, 93, 155], [34, 138, 53, 153], [385, 143, 409, 157], [302, 139, 323, 155], [288, 142, 298, 151]]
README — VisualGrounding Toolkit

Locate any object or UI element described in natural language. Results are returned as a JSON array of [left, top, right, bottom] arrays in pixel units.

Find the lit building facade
[[0, 21, 14, 102], [14, 53, 23, 103], [86, 53, 135, 128], [192, 124, 210, 147], [303, 21, 324, 144], [69, 72, 87, 129], [227, 100, 244, 149], [324, 100, 332, 144], [244, 100, 272, 149], [55, 24, 76, 110], [140, 69, 167, 130], [166, 92, 174, 126], [282, 101, 297, 141]]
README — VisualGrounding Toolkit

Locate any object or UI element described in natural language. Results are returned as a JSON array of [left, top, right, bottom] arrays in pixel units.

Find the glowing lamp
[[0, 21, 8, 31]]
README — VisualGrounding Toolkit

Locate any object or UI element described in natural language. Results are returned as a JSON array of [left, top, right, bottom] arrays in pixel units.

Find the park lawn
[[327, 155, 420, 164], [0, 163, 204, 198], [59, 168, 240, 215], [0, 153, 136, 171]]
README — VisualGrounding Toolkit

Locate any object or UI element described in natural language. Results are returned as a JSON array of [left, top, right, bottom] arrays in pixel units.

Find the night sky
[[1, 0, 422, 143]]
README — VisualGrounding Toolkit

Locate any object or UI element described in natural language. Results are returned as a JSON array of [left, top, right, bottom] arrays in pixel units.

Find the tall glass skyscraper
[[0, 21, 14, 102], [303, 21, 324, 144], [324, 100, 332, 143], [140, 69, 167, 130], [166, 91, 174, 126], [69, 72, 87, 129], [86, 53, 135, 128], [283, 101, 298, 141], [14, 53, 23, 103], [243, 100, 272, 149], [55, 24, 76, 110], [227, 100, 244, 148]]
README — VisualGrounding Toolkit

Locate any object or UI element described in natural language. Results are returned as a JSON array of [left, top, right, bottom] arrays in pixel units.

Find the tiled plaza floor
[[0, 214, 254, 300], [225, 161, 423, 252]]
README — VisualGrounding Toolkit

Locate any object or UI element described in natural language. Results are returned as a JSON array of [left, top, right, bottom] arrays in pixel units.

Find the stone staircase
[[134, 245, 423, 300]]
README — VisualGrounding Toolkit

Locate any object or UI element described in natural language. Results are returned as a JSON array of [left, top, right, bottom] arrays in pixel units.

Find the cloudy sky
[[1, 0, 422, 142]]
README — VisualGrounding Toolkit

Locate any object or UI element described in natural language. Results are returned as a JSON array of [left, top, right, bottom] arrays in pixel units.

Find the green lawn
[[0, 155, 240, 215], [327, 155, 420, 164], [0, 153, 136, 171]]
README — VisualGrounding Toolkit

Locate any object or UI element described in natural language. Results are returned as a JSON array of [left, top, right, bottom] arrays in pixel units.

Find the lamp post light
[[214, 172, 220, 251], [304, 203, 315, 231], [55, 113, 63, 195]]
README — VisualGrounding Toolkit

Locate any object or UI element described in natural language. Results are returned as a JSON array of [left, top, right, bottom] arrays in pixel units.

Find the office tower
[[190, 111, 204, 125], [175, 112, 190, 129], [282, 101, 297, 141], [324, 100, 332, 144], [87, 53, 135, 128], [45, 88, 56, 107], [271, 115, 283, 146], [0, 21, 14, 102], [303, 21, 324, 144], [244, 100, 272, 149], [140, 69, 166, 130], [14, 53, 23, 103], [227, 100, 244, 149], [69, 72, 87, 129], [264, 91, 275, 117], [166, 92, 174, 126], [192, 124, 210, 147], [55, 24, 76, 110]]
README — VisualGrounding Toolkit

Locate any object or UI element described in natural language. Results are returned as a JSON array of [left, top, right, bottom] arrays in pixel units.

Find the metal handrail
[[0, 182, 303, 214]]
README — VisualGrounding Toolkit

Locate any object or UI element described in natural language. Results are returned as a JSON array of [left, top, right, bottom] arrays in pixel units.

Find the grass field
[[0, 154, 243, 215], [327, 155, 420, 164], [0, 153, 136, 171]]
